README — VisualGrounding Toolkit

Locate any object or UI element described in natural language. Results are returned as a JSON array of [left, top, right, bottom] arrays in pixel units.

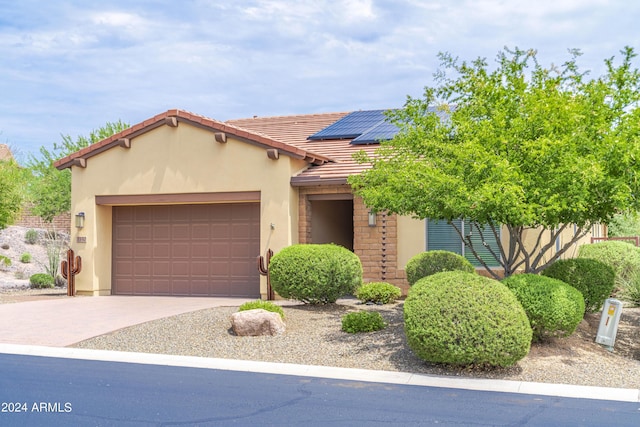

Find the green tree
[[27, 120, 129, 222], [349, 47, 640, 279], [0, 159, 25, 228]]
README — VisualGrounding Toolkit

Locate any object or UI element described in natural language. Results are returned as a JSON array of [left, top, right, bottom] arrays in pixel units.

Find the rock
[[231, 309, 286, 336]]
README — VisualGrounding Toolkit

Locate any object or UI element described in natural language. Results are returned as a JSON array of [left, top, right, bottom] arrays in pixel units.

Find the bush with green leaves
[[355, 282, 402, 304], [405, 250, 475, 286], [541, 258, 615, 313], [502, 274, 585, 341], [20, 253, 32, 263], [29, 273, 55, 289], [238, 300, 285, 319], [25, 229, 38, 245], [269, 244, 362, 304], [404, 271, 531, 367], [341, 311, 386, 333], [578, 241, 640, 284], [617, 271, 640, 306]]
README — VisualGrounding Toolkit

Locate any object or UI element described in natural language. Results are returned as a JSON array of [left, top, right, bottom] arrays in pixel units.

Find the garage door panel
[[153, 244, 170, 258], [172, 243, 190, 258], [153, 224, 170, 239], [192, 242, 210, 258], [113, 203, 260, 297], [172, 224, 190, 239]]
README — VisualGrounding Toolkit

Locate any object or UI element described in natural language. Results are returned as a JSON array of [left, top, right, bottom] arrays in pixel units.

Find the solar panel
[[351, 119, 399, 145], [307, 110, 388, 141], [307, 107, 448, 145]]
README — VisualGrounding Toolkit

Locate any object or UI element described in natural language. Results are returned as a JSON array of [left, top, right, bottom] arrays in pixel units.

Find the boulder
[[230, 309, 286, 336]]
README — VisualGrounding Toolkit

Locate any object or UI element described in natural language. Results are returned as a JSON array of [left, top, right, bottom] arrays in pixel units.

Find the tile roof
[[55, 109, 382, 186], [54, 109, 334, 170], [227, 113, 379, 185]]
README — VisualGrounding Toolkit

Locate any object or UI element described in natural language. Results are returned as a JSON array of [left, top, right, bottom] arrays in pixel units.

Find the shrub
[[502, 274, 585, 341], [578, 241, 640, 284], [269, 244, 362, 304], [20, 253, 32, 263], [618, 271, 640, 306], [29, 273, 55, 289], [25, 229, 38, 245], [341, 311, 386, 333], [355, 282, 402, 304], [541, 258, 615, 313], [238, 300, 285, 319], [404, 271, 531, 367], [0, 255, 11, 271], [405, 250, 475, 286]]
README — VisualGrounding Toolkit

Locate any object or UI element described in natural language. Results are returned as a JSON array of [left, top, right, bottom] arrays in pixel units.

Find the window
[[426, 219, 501, 267]]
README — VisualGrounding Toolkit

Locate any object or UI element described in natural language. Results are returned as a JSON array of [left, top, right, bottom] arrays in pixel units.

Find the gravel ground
[[70, 298, 640, 390]]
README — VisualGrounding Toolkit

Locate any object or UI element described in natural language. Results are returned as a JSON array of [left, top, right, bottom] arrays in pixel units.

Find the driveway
[[0, 296, 251, 346]]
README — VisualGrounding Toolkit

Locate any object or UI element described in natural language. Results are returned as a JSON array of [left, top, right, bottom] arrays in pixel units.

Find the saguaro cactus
[[257, 249, 274, 300], [61, 248, 82, 296]]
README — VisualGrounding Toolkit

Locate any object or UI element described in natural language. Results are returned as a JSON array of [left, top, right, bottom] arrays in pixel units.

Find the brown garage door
[[112, 203, 260, 297]]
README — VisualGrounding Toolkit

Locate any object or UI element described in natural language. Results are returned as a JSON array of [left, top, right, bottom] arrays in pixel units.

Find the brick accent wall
[[14, 204, 71, 234], [298, 185, 409, 294]]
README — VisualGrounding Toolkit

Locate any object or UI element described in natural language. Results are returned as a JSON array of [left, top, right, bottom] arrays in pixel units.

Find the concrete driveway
[[0, 296, 251, 347]]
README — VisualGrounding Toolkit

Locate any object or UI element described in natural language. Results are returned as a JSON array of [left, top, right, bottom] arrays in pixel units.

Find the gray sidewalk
[[0, 296, 251, 346]]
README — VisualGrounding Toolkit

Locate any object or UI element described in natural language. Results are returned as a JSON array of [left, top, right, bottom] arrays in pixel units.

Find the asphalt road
[[1, 353, 639, 426]]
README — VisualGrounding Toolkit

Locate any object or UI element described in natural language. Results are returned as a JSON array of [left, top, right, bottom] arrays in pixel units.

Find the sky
[[1, 0, 639, 164]]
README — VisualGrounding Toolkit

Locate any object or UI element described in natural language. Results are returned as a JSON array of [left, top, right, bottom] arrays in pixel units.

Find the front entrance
[[310, 197, 354, 250]]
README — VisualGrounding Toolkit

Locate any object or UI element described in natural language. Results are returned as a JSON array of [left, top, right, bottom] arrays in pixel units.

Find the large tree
[[349, 47, 640, 279], [27, 120, 129, 222], [0, 159, 25, 229]]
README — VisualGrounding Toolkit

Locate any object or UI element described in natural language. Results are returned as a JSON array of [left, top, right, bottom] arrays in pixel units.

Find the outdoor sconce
[[368, 210, 377, 227], [75, 212, 85, 229]]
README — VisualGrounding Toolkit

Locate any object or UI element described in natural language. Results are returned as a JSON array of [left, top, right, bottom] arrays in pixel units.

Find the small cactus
[[61, 248, 82, 296]]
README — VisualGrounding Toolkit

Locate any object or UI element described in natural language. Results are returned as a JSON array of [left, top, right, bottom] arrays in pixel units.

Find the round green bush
[[341, 311, 386, 333], [355, 282, 402, 304], [541, 258, 615, 312], [578, 241, 640, 283], [20, 253, 32, 264], [404, 271, 531, 367], [405, 250, 475, 286], [29, 273, 55, 289], [502, 274, 585, 341], [238, 300, 285, 319], [25, 229, 38, 245], [269, 244, 363, 304]]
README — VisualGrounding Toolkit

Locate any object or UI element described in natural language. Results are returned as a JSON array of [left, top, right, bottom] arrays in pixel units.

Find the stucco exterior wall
[[69, 123, 305, 296]]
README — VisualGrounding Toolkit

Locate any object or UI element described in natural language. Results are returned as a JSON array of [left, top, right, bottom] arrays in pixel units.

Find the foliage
[[25, 229, 38, 245], [0, 160, 25, 229], [341, 311, 386, 333], [20, 253, 32, 263], [618, 271, 640, 306], [238, 300, 285, 319], [26, 120, 129, 222], [541, 258, 615, 312], [404, 271, 531, 367], [0, 255, 11, 271], [405, 250, 475, 285], [41, 233, 65, 279], [608, 212, 640, 237], [502, 274, 585, 341], [355, 282, 402, 304], [577, 241, 640, 284], [269, 244, 363, 304], [29, 273, 55, 288], [349, 47, 640, 279]]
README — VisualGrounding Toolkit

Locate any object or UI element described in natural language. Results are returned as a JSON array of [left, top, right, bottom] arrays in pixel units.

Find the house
[[54, 109, 604, 297]]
